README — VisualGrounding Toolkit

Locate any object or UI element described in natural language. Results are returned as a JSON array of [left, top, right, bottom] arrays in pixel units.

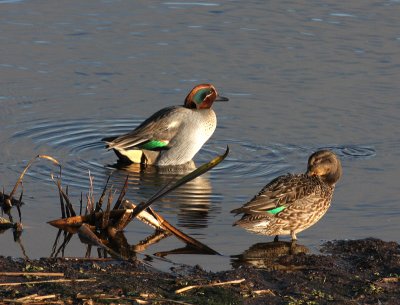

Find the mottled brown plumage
[[231, 150, 342, 241]]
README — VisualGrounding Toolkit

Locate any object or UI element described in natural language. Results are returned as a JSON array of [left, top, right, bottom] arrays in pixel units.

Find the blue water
[[1, 0, 399, 271]]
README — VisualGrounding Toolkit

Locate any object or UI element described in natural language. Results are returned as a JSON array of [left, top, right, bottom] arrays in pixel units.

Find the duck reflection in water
[[105, 160, 217, 231], [231, 241, 309, 270]]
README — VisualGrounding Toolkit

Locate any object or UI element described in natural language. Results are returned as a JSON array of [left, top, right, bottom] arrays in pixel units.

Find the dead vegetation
[[1, 148, 229, 262]]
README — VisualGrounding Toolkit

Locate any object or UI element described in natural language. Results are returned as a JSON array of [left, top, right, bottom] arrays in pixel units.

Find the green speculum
[[140, 140, 168, 150], [267, 205, 286, 215]]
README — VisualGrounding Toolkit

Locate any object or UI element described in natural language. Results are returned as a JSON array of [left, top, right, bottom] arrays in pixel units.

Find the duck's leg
[[289, 239, 297, 253], [273, 235, 279, 242], [289, 231, 298, 253]]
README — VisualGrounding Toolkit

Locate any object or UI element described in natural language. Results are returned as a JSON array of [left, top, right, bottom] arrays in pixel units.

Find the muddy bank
[[0, 238, 399, 304]]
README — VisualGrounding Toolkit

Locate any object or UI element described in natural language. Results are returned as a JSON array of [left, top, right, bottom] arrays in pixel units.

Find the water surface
[[1, 0, 399, 271]]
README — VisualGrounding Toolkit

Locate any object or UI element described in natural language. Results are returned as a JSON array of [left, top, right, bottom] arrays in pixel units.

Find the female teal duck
[[231, 150, 342, 241], [102, 84, 228, 166]]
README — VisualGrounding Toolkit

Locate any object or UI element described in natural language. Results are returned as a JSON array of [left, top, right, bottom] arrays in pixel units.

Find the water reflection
[[0, 217, 27, 259], [11, 117, 377, 235], [231, 241, 309, 270], [48, 195, 220, 261], [51, 224, 216, 261], [8, 117, 379, 267], [105, 161, 214, 230], [12, 118, 218, 231], [45, 150, 226, 261]]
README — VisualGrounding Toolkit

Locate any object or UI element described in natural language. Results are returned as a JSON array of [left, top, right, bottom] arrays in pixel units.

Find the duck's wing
[[103, 106, 185, 151], [231, 174, 320, 215]]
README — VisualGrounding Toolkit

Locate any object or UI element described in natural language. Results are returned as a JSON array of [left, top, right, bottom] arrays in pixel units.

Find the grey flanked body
[[231, 150, 342, 241], [138, 106, 217, 166], [102, 84, 228, 166]]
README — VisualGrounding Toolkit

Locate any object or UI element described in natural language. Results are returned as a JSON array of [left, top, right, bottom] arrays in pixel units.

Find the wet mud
[[1, 238, 399, 304]]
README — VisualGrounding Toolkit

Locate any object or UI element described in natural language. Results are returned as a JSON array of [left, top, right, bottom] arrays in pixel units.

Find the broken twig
[[0, 272, 64, 277], [175, 278, 245, 294], [0, 278, 96, 287]]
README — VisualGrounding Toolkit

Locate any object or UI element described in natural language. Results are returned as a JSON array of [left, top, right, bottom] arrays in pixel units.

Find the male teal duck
[[231, 150, 342, 241], [102, 84, 228, 166]]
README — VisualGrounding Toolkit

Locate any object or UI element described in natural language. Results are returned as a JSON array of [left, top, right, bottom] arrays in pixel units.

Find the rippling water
[[1, 0, 399, 271]]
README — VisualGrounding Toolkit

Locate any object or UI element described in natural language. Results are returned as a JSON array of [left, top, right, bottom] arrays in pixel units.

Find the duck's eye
[[310, 158, 320, 166], [202, 89, 214, 100]]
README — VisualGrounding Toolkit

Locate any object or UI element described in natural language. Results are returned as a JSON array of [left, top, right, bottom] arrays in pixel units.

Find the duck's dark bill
[[216, 95, 229, 102]]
